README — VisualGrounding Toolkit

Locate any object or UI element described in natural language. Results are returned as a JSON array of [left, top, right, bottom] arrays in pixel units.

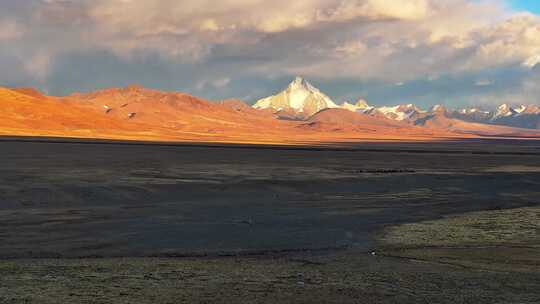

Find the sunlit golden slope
[[0, 85, 538, 144], [0, 87, 135, 135]]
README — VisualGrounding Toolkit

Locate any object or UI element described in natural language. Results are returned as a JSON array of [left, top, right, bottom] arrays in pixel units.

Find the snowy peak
[[454, 107, 492, 123], [253, 76, 338, 118], [430, 104, 448, 115], [514, 105, 527, 114], [376, 104, 424, 121], [486, 103, 540, 129], [492, 104, 540, 117], [288, 76, 316, 92], [355, 99, 370, 109], [341, 99, 373, 113], [510, 104, 540, 115], [252, 78, 540, 129], [492, 103, 517, 120], [497, 103, 512, 112], [458, 108, 489, 115]]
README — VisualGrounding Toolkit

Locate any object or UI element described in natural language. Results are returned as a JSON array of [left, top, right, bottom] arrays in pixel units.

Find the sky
[[0, 0, 539, 110], [511, 0, 540, 14]]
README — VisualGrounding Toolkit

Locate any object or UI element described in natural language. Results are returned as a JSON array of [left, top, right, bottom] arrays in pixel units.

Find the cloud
[[196, 77, 231, 90], [0, 19, 23, 40], [212, 77, 231, 88], [24, 52, 52, 83], [475, 79, 492, 86], [0, 0, 539, 107]]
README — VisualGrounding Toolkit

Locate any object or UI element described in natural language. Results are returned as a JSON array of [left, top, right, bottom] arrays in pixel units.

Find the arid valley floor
[[1, 137, 539, 303]]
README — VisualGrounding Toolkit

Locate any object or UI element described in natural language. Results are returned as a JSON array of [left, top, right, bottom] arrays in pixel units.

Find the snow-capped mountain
[[452, 108, 492, 123], [253, 77, 338, 118], [489, 104, 540, 129], [252, 77, 540, 129], [488, 103, 539, 120], [450, 104, 539, 129], [366, 102, 539, 129], [375, 104, 426, 121], [458, 108, 491, 116], [430, 104, 448, 113], [341, 99, 373, 113], [492, 104, 516, 121]]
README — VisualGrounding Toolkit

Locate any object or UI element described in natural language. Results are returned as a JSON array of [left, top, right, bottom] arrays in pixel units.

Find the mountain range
[[0, 78, 539, 145], [254, 77, 540, 130]]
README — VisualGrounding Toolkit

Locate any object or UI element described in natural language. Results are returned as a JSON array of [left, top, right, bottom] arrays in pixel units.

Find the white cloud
[[22, 0, 540, 77], [212, 77, 231, 88], [475, 79, 492, 86], [196, 77, 231, 90], [24, 52, 52, 83], [0, 19, 23, 40], [1, 0, 540, 106]]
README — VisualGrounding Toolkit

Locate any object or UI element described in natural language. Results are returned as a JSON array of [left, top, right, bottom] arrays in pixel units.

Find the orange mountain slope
[[60, 86, 301, 142], [0, 86, 538, 144], [0, 87, 139, 138], [415, 111, 540, 138]]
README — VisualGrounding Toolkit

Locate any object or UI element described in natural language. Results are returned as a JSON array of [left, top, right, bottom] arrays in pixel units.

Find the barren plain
[[1, 137, 539, 303]]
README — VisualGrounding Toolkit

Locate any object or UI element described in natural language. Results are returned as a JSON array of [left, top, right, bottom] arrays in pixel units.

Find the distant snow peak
[[514, 105, 527, 114], [491, 103, 540, 120], [378, 105, 406, 120], [355, 99, 369, 108], [431, 104, 447, 113], [377, 103, 424, 121], [459, 108, 490, 115], [289, 76, 314, 91], [253, 76, 338, 118], [341, 99, 373, 113], [252, 78, 540, 129], [492, 103, 515, 120], [498, 103, 510, 111]]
